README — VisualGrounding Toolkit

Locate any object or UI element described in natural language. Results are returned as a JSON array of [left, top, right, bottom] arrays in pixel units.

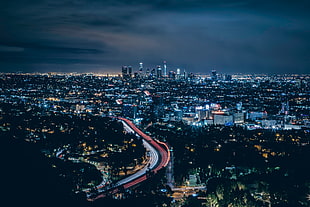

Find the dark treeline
[[148, 122, 310, 206]]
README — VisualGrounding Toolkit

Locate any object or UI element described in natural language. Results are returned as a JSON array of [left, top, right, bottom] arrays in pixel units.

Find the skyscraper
[[128, 66, 132, 78], [176, 68, 181, 80], [146, 68, 150, 78], [225, 74, 232, 81], [151, 68, 156, 78], [211, 69, 217, 81], [157, 65, 162, 78], [183, 69, 187, 79], [163, 61, 167, 77], [139, 62, 143, 73], [122, 66, 128, 78], [168, 71, 176, 79]]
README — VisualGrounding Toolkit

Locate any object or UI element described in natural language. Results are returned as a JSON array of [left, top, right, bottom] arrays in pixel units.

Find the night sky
[[0, 0, 309, 74]]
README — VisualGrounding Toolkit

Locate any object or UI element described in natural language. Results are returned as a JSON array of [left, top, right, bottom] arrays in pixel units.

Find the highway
[[115, 139, 158, 187], [86, 117, 170, 201]]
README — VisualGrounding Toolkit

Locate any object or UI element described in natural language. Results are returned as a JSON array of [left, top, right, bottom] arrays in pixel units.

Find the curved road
[[87, 117, 170, 201]]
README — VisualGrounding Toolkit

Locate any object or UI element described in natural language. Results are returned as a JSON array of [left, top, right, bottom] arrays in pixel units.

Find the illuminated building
[[157, 65, 162, 78], [197, 109, 208, 121], [168, 71, 176, 79], [122, 66, 128, 78], [151, 68, 156, 78], [211, 69, 217, 81], [225, 74, 232, 81], [163, 61, 167, 77], [146, 68, 150, 77], [233, 112, 245, 124], [183, 69, 187, 79], [128, 66, 132, 78], [214, 113, 233, 125], [176, 68, 181, 79], [247, 111, 268, 121], [139, 62, 143, 77]]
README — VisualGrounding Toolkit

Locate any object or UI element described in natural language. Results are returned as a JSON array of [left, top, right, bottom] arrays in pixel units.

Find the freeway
[[115, 139, 158, 187], [86, 117, 170, 201]]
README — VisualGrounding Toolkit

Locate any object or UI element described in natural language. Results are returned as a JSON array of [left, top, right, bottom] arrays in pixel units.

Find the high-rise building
[[122, 66, 128, 78], [146, 68, 150, 78], [225, 74, 232, 81], [157, 65, 162, 78], [189, 72, 195, 80], [176, 68, 181, 79], [128, 66, 132, 78], [134, 71, 139, 79], [163, 61, 167, 77], [183, 69, 187, 79], [139, 62, 143, 73], [151, 68, 156, 78], [211, 69, 217, 81], [197, 109, 208, 121], [168, 71, 176, 79]]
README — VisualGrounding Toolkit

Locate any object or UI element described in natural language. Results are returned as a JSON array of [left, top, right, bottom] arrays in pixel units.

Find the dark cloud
[[0, 0, 309, 74]]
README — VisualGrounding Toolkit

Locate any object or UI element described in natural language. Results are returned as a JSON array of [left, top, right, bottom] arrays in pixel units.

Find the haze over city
[[0, 0, 309, 74]]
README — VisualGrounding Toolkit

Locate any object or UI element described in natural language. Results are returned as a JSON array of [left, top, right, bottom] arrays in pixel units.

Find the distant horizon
[[2, 69, 309, 76]]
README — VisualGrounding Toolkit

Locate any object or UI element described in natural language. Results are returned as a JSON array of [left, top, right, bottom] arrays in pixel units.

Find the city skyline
[[1, 72, 310, 206], [0, 0, 309, 74]]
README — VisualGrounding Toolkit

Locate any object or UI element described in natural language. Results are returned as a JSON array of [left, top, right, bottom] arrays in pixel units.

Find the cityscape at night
[[1, 0, 310, 207], [1, 69, 310, 207]]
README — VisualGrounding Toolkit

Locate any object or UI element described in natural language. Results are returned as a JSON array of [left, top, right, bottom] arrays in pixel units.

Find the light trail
[[87, 117, 170, 201]]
